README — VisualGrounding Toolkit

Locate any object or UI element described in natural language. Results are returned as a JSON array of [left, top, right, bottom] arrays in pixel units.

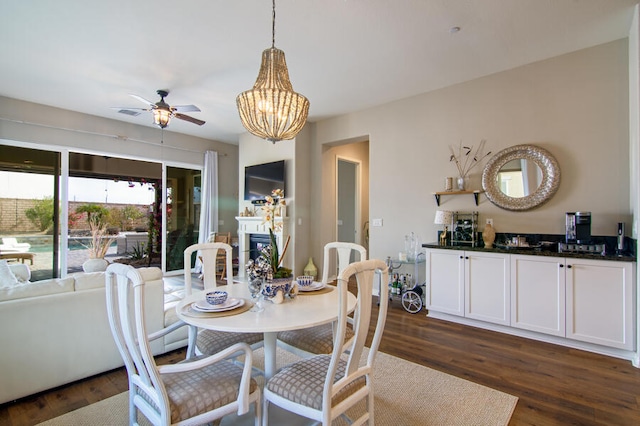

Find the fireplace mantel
[[236, 216, 289, 278]]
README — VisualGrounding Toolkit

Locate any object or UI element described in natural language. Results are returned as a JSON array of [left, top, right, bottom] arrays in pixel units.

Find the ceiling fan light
[[153, 108, 171, 128]]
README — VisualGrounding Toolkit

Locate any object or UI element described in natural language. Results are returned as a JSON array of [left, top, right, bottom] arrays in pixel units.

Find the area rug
[[38, 348, 517, 426]]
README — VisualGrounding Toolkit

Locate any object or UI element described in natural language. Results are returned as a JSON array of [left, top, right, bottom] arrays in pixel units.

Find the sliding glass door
[[67, 153, 162, 273], [1, 143, 204, 279], [0, 145, 61, 281], [166, 166, 201, 272]]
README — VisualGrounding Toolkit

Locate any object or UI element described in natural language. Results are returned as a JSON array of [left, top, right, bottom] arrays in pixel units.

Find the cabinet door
[[464, 251, 510, 325], [511, 255, 565, 336], [566, 259, 635, 350], [425, 249, 464, 316]]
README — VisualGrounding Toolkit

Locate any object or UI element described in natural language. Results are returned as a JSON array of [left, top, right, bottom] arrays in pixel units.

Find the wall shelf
[[433, 190, 482, 206]]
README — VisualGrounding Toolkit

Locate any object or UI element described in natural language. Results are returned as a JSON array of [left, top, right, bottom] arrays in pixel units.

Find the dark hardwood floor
[[2, 295, 640, 425]]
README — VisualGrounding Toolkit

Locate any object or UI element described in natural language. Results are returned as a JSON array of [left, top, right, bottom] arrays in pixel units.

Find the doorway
[[336, 157, 361, 252]]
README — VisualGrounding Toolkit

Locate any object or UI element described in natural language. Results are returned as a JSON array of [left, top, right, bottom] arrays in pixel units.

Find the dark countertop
[[422, 242, 636, 262]]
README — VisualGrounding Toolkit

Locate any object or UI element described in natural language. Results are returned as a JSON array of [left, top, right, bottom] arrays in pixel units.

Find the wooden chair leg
[[217, 259, 226, 280]]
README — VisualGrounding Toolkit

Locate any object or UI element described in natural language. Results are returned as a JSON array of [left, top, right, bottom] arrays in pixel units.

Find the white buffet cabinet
[[425, 249, 510, 325], [425, 247, 637, 363]]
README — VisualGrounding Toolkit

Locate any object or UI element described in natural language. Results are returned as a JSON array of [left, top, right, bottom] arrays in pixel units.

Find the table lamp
[[434, 210, 453, 246]]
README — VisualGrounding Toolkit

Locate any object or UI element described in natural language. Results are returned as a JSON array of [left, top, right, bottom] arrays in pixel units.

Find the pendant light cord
[[272, 0, 276, 48]]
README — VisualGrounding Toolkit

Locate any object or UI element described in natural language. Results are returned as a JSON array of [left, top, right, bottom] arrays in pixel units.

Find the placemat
[[297, 285, 335, 296], [180, 298, 253, 318]]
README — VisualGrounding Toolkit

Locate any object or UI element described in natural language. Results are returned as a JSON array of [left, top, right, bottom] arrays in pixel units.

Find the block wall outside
[[0, 198, 149, 234]]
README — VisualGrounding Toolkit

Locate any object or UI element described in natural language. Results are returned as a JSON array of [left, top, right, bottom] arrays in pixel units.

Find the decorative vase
[[483, 223, 496, 249], [457, 176, 466, 191], [262, 277, 294, 304], [303, 257, 318, 280], [445, 177, 453, 191], [82, 258, 109, 272]]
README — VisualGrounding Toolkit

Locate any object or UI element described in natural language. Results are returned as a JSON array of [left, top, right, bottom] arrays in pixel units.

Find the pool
[[27, 239, 117, 253]]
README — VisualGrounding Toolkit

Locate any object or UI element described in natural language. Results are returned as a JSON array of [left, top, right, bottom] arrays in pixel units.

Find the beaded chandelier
[[236, 0, 309, 143]]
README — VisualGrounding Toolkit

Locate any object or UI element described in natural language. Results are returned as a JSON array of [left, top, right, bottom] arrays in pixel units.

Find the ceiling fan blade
[[172, 104, 201, 113], [175, 113, 205, 126], [130, 94, 155, 107]]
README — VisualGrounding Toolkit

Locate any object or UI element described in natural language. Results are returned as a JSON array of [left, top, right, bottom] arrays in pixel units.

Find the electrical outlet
[[372, 218, 383, 227], [486, 218, 493, 226]]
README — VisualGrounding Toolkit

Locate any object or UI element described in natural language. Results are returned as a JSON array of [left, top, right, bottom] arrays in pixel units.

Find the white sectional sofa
[[0, 262, 188, 404]]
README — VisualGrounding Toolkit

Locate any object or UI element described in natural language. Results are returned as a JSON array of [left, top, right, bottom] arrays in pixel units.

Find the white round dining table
[[175, 282, 356, 379]]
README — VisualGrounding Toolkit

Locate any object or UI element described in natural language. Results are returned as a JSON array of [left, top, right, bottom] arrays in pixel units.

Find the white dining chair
[[263, 259, 389, 425], [277, 242, 366, 357], [105, 263, 261, 426], [183, 242, 263, 358]]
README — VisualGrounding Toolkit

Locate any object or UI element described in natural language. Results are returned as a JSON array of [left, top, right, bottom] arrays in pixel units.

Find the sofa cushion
[[164, 300, 181, 327], [0, 260, 19, 287], [138, 267, 163, 282], [73, 267, 162, 291], [0, 277, 74, 301], [73, 271, 105, 291]]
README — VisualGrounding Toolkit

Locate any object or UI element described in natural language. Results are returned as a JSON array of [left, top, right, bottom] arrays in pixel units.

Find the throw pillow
[[0, 260, 19, 287]]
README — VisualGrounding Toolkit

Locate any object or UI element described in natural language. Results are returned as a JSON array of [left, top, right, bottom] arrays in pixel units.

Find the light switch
[[372, 218, 383, 227]]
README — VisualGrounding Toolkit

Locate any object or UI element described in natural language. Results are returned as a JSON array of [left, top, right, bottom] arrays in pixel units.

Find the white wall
[[313, 39, 631, 262], [238, 132, 297, 272]]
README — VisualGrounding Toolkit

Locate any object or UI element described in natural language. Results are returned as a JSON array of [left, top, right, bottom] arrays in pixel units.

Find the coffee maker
[[565, 212, 591, 244]]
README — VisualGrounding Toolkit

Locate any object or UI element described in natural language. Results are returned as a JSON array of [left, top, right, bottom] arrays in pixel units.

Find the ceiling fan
[[113, 89, 205, 128]]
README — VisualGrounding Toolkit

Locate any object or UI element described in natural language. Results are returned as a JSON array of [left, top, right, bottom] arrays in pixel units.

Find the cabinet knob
[[559, 264, 564, 268], [567, 264, 572, 269], [460, 255, 463, 259], [465, 256, 469, 259]]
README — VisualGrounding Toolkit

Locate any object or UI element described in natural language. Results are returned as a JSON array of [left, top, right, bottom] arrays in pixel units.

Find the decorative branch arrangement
[[449, 139, 492, 178]]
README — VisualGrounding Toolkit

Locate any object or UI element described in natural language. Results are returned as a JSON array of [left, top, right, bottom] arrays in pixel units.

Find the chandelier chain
[[272, 0, 276, 48]]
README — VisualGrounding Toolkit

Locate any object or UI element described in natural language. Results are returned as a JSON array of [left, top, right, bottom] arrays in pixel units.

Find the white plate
[[298, 281, 327, 292], [192, 298, 243, 312]]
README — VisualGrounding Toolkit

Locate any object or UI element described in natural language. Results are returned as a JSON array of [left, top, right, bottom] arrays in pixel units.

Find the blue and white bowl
[[296, 275, 314, 287], [262, 278, 292, 301], [206, 291, 228, 305]]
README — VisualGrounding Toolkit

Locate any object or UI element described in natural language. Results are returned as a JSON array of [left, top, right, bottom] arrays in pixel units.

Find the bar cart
[[383, 253, 425, 313]]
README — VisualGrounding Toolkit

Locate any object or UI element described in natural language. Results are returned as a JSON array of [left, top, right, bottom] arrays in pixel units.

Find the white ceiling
[[0, 0, 638, 145]]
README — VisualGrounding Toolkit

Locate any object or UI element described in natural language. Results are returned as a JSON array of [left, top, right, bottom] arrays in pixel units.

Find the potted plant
[[246, 189, 293, 303], [82, 215, 116, 272]]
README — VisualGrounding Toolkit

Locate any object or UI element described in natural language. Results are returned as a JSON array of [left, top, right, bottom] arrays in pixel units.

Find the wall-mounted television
[[244, 160, 286, 203]]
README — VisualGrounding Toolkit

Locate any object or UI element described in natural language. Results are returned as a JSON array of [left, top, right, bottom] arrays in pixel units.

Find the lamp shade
[[434, 210, 453, 225], [153, 108, 171, 129]]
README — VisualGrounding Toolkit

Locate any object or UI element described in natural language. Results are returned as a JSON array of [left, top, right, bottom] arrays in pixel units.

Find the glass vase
[[457, 176, 466, 191]]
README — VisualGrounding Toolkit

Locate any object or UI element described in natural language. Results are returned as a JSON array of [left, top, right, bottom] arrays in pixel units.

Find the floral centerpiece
[[449, 139, 491, 190], [246, 189, 293, 303]]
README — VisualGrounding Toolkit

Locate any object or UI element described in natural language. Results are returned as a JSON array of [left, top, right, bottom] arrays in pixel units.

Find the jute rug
[[38, 348, 517, 426]]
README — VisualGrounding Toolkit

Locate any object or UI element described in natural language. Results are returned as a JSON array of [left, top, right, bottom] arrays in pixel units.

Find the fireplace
[[249, 233, 271, 260], [236, 216, 289, 278]]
